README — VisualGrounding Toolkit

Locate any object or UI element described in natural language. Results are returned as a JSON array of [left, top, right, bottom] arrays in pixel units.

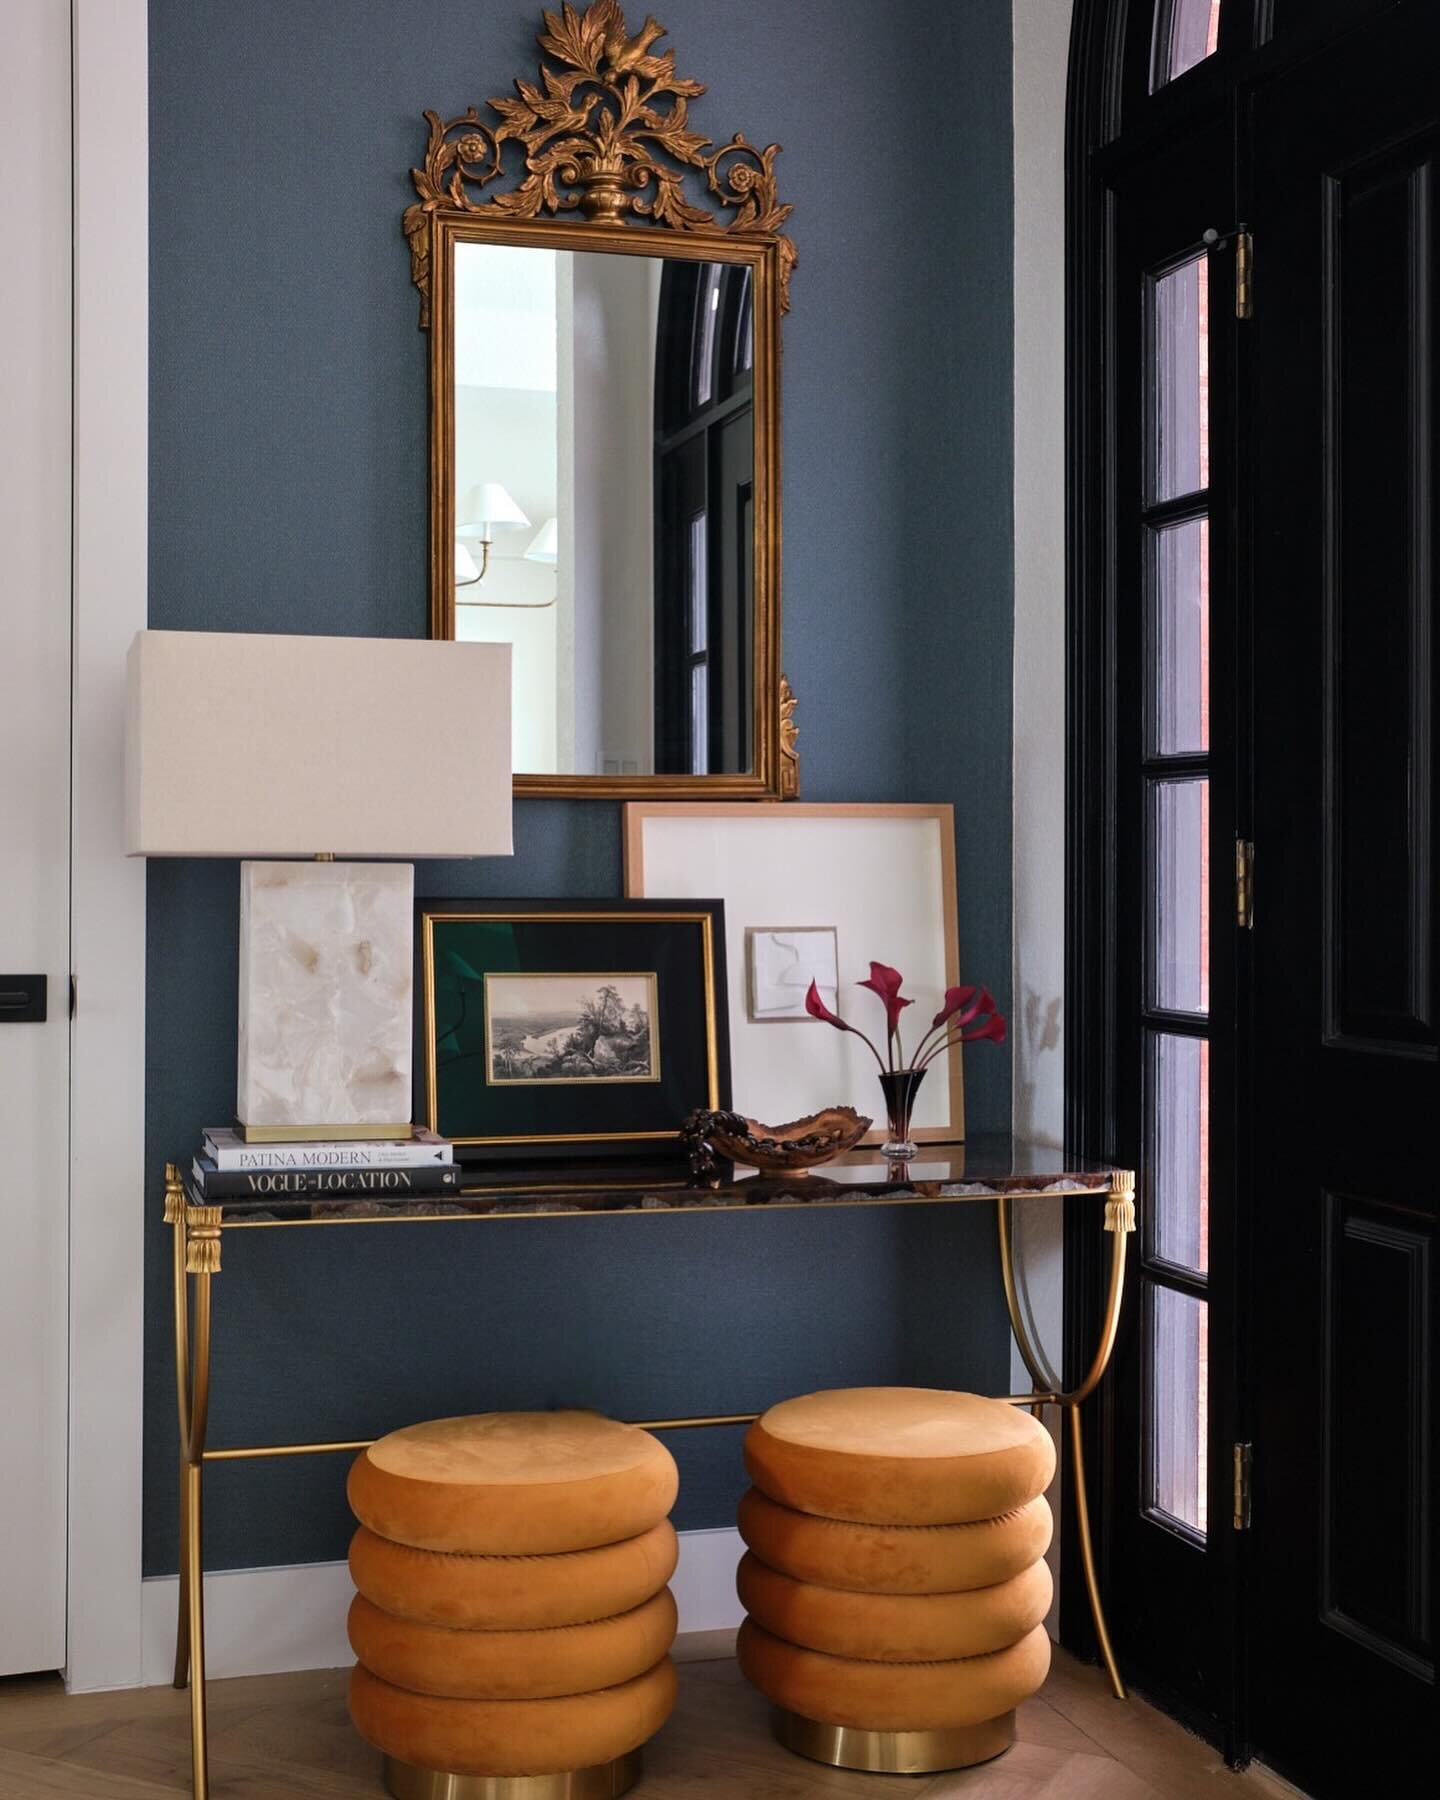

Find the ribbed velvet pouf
[[736, 1387, 1056, 1776], [345, 1412, 680, 1800]]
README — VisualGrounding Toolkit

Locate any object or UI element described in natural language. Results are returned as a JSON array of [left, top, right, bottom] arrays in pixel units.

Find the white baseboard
[[140, 1527, 745, 1687]]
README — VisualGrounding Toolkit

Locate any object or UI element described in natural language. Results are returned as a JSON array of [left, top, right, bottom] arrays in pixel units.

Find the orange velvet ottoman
[[346, 1411, 679, 1799], [737, 1387, 1056, 1775]]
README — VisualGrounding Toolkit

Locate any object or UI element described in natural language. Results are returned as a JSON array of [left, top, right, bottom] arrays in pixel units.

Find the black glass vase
[[877, 1068, 927, 1159]]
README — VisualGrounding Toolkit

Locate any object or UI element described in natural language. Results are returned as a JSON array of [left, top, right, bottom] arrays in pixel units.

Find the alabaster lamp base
[[236, 860, 414, 1142]]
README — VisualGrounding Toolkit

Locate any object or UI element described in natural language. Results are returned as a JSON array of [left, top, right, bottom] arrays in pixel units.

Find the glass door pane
[[1150, 517, 1210, 754], [1147, 1033, 1210, 1272], [1148, 778, 1210, 1013], [1148, 1284, 1210, 1533], [1151, 0, 1222, 90], [1150, 255, 1210, 501]]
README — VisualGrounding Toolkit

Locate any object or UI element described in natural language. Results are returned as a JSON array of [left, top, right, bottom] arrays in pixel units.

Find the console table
[[163, 1143, 1136, 1800]]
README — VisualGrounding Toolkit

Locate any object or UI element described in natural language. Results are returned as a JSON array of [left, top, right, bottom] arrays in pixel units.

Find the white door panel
[[0, 0, 72, 1677]]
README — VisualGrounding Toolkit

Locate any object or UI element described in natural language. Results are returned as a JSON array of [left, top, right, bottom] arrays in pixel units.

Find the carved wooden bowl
[[684, 1106, 872, 1174]]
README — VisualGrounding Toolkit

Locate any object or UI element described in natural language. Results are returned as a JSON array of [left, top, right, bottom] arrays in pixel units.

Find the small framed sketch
[[746, 927, 839, 1023], [415, 899, 729, 1160]]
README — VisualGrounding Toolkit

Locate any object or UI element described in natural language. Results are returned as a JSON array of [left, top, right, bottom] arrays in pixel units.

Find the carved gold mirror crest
[[407, 0, 798, 799]]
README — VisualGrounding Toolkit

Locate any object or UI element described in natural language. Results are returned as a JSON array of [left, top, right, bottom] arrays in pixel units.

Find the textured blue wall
[[145, 0, 1014, 1573]]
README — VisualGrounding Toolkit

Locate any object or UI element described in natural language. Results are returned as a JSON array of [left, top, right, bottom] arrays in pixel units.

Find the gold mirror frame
[[405, 0, 798, 799]]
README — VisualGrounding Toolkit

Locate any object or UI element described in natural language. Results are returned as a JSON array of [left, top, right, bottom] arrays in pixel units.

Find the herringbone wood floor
[[0, 1648, 1302, 1799]]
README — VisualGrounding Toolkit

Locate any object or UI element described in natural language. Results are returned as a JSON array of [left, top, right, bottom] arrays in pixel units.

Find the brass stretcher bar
[[165, 1162, 1136, 1800]]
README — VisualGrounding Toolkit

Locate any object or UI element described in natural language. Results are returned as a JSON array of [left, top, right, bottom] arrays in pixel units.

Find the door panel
[[0, 0, 72, 1678], [1326, 152, 1433, 1048], [1248, 8, 1438, 1789], [1320, 1193, 1431, 1681]]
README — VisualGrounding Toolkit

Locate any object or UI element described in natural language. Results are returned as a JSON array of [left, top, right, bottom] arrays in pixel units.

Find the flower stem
[[918, 1028, 971, 1072]]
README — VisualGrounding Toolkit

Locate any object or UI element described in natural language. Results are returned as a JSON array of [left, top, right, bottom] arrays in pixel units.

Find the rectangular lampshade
[[125, 630, 513, 858]]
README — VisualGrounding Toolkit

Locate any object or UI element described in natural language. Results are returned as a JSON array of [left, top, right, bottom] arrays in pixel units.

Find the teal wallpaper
[[144, 0, 1015, 1573]]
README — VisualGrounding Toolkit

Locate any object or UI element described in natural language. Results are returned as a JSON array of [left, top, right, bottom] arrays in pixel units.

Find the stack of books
[[191, 1127, 462, 1199]]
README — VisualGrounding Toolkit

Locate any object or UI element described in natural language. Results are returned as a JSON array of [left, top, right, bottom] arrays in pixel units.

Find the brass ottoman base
[[773, 1706, 1015, 1776], [383, 1750, 642, 1800]]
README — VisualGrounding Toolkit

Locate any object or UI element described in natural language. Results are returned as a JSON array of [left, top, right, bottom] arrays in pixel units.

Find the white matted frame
[[624, 803, 964, 1143]]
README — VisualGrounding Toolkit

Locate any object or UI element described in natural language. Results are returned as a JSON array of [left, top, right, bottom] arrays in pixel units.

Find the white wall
[[566, 253, 657, 775], [1011, 0, 1073, 1617]]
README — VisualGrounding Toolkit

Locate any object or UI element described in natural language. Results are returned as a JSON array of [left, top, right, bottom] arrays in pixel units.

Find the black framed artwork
[[415, 898, 730, 1160]]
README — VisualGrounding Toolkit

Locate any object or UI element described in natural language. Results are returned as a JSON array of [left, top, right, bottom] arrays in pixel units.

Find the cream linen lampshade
[[125, 630, 513, 1140]]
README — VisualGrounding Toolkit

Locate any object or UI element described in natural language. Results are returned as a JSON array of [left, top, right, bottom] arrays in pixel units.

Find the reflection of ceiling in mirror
[[455, 243, 557, 392]]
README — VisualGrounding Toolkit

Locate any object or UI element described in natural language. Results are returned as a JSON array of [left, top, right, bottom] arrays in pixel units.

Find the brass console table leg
[[996, 1175, 1135, 1702], [168, 1168, 191, 1691], [166, 1167, 221, 1800]]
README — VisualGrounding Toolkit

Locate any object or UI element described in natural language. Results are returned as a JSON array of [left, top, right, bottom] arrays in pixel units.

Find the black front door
[[1246, 9, 1438, 1792], [1069, 2, 1437, 1786]]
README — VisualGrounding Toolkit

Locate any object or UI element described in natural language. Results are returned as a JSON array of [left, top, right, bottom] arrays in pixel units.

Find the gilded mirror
[[405, 0, 797, 797]]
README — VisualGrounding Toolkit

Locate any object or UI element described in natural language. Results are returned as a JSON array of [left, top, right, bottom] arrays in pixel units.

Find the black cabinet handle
[[0, 975, 46, 1022]]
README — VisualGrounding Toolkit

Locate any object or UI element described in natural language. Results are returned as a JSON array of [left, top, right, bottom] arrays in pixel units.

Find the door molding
[[66, 0, 149, 1693]]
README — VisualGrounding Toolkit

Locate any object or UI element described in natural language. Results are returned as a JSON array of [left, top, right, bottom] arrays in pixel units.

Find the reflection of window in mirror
[[654, 261, 754, 777], [451, 241, 756, 780]]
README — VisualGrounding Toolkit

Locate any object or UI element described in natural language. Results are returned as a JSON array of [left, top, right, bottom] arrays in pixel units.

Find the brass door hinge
[[1235, 226, 1253, 319], [1233, 1442, 1253, 1530], [1236, 839, 1255, 930]]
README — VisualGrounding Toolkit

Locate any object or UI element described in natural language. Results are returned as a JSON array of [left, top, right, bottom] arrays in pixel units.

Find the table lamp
[[125, 630, 513, 1142]]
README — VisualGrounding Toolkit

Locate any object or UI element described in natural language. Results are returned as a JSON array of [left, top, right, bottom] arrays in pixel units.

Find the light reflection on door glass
[[1148, 1285, 1209, 1534], [1151, 256, 1209, 502], [1152, 0, 1222, 89], [1149, 778, 1210, 1014], [1150, 518, 1210, 755], [1147, 1031, 1210, 1273]]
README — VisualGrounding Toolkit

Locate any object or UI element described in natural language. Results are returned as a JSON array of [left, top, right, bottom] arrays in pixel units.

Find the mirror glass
[[451, 240, 757, 778]]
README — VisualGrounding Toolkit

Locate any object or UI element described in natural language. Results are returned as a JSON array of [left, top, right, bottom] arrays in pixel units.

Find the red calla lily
[[931, 984, 980, 1031], [961, 1010, 1007, 1046], [857, 961, 913, 1036], [804, 979, 847, 1029], [806, 979, 886, 1070], [808, 963, 1006, 1076]]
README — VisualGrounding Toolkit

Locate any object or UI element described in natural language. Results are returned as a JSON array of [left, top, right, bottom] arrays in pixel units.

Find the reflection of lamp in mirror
[[455, 481, 529, 585], [454, 539, 482, 586], [523, 516, 558, 566]]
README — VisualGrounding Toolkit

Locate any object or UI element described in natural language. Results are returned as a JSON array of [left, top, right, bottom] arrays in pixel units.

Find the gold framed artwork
[[624, 803, 965, 1144], [415, 898, 728, 1158]]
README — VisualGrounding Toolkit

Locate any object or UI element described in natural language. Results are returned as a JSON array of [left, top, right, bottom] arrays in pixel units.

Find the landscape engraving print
[[485, 972, 660, 1084]]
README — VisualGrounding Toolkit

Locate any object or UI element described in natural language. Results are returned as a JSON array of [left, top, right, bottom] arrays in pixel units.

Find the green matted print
[[416, 899, 728, 1158]]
